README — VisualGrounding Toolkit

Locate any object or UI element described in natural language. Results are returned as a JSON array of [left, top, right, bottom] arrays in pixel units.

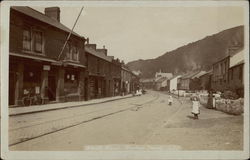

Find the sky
[[34, 5, 244, 63]]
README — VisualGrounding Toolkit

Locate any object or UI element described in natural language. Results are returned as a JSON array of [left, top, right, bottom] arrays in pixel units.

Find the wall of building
[[211, 57, 230, 92], [228, 64, 244, 96], [169, 77, 178, 91], [179, 79, 190, 90], [200, 74, 211, 91], [10, 9, 86, 64], [9, 8, 86, 106]]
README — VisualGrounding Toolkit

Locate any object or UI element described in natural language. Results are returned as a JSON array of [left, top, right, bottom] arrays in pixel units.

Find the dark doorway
[[103, 80, 106, 97], [84, 78, 88, 100], [48, 75, 56, 101], [9, 72, 16, 105]]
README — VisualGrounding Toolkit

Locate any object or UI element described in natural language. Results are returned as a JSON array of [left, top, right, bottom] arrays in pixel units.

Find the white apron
[[192, 101, 200, 114]]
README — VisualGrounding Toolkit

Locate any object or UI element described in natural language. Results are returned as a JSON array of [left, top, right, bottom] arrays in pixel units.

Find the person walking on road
[[191, 96, 200, 119], [168, 95, 173, 106]]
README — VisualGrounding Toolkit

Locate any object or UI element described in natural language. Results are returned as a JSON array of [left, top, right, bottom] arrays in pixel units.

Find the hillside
[[127, 26, 244, 78]]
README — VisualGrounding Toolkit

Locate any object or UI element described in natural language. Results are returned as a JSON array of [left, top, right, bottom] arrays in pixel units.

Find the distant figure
[[168, 95, 173, 105], [191, 96, 200, 119], [212, 94, 216, 109], [207, 91, 213, 109]]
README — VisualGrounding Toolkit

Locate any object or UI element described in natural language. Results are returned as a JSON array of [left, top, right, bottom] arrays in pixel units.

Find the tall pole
[[57, 7, 84, 61]]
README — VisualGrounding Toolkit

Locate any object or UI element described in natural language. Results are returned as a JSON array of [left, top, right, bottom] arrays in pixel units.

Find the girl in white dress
[[191, 96, 200, 119], [168, 95, 173, 105]]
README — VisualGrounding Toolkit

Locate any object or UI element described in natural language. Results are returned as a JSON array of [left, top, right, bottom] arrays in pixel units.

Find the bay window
[[65, 42, 79, 62]]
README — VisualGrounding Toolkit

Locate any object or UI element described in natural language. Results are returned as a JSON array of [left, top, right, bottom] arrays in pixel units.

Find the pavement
[[9, 94, 133, 116], [9, 90, 243, 151]]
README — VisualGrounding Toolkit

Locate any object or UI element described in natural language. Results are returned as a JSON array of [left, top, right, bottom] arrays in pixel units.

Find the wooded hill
[[127, 26, 244, 78]]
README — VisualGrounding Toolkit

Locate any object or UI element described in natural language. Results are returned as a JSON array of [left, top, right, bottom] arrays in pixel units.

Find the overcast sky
[[35, 5, 244, 63]]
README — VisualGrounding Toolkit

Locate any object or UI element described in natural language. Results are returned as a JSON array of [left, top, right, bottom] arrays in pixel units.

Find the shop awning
[[10, 52, 57, 63], [10, 52, 86, 68]]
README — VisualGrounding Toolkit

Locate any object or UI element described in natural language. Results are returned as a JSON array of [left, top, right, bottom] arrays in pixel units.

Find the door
[[48, 75, 56, 101], [9, 72, 16, 105], [84, 78, 88, 100], [103, 79, 106, 97]]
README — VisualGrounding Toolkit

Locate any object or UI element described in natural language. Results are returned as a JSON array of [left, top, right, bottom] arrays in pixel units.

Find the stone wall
[[215, 98, 244, 115], [199, 94, 244, 115]]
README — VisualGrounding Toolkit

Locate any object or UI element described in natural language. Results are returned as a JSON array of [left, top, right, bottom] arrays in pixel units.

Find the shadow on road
[[186, 115, 196, 120]]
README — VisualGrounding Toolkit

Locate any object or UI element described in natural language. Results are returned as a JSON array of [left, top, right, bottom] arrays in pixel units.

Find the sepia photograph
[[1, 0, 249, 159]]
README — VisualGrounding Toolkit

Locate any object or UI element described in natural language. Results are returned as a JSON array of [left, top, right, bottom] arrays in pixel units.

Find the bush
[[221, 90, 239, 100]]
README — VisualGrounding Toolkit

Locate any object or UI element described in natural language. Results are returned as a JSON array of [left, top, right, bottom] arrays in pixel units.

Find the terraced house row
[[9, 6, 139, 106]]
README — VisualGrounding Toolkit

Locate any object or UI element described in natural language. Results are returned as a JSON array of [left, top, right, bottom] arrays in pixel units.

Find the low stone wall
[[198, 94, 244, 115], [215, 98, 244, 115]]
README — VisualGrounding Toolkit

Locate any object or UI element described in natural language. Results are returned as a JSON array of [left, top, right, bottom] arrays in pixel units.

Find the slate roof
[[181, 71, 200, 79], [192, 71, 207, 79], [229, 60, 244, 68], [155, 72, 173, 79], [140, 78, 155, 83], [169, 75, 181, 80], [199, 70, 213, 78], [156, 77, 167, 83], [11, 6, 81, 38], [85, 46, 112, 62]]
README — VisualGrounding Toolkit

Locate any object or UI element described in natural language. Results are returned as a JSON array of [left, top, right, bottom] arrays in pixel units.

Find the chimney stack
[[86, 44, 97, 50], [45, 7, 60, 22], [86, 38, 89, 44]]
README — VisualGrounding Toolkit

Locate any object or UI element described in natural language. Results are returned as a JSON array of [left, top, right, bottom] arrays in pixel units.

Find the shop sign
[[43, 65, 51, 71]]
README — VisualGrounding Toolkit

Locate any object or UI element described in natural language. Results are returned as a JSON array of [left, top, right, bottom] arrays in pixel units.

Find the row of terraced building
[[9, 6, 139, 106]]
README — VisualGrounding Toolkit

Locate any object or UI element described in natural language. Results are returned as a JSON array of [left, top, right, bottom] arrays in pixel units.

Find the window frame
[[64, 41, 80, 62], [239, 65, 243, 81], [33, 29, 43, 53], [22, 26, 44, 54], [22, 26, 32, 51]]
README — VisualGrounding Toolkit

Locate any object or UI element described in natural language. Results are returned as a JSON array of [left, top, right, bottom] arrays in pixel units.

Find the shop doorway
[[48, 75, 56, 101]]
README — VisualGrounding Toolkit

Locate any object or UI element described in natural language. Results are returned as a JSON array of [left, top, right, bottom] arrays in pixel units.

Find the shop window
[[64, 70, 79, 94], [23, 66, 41, 95], [23, 27, 31, 51]]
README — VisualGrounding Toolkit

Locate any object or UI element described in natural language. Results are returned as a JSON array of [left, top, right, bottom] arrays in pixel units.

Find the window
[[23, 27, 31, 51], [239, 66, 243, 81], [22, 27, 44, 53], [65, 43, 71, 60], [64, 42, 79, 61], [64, 70, 79, 94], [231, 69, 234, 80], [97, 59, 100, 73], [72, 46, 79, 61], [34, 30, 43, 53], [224, 61, 227, 73]]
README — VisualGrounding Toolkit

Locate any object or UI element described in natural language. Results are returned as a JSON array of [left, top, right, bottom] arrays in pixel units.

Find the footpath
[[9, 94, 133, 116]]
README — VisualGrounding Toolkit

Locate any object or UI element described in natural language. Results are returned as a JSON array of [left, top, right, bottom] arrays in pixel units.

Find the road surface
[[9, 90, 243, 151]]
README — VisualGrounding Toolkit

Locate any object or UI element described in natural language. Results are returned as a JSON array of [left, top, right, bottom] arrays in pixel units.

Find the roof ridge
[[12, 6, 82, 38]]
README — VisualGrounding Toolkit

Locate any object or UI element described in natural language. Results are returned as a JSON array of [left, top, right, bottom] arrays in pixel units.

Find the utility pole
[[57, 7, 84, 61]]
